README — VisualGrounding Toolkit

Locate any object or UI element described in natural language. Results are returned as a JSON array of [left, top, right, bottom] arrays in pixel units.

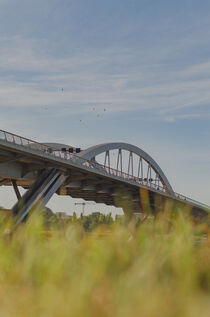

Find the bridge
[[0, 129, 209, 224]]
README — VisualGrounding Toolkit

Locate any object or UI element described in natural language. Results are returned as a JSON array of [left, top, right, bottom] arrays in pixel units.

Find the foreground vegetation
[[0, 209, 210, 316]]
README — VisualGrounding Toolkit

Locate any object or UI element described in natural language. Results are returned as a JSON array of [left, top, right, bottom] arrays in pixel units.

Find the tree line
[[44, 209, 125, 231]]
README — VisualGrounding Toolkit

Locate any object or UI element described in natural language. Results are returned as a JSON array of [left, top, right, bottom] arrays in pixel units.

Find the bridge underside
[[0, 173, 208, 223]]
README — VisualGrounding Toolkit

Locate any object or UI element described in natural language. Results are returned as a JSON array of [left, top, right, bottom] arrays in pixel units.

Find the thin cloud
[[181, 61, 210, 77], [163, 112, 210, 122], [1, 36, 210, 120]]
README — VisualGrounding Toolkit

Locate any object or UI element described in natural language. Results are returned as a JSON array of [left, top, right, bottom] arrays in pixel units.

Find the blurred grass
[[0, 209, 209, 316]]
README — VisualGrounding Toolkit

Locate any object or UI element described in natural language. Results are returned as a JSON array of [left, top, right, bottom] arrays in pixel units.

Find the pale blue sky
[[0, 0, 210, 213]]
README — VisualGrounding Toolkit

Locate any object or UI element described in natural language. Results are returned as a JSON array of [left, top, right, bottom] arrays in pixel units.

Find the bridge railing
[[0, 129, 209, 210], [0, 129, 167, 191], [174, 193, 210, 210]]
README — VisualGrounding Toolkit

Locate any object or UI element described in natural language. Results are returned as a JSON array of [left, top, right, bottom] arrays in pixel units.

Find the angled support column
[[11, 179, 21, 201], [12, 168, 67, 225]]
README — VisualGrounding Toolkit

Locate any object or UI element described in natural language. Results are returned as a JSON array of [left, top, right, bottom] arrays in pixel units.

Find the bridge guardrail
[[0, 129, 209, 210], [174, 193, 210, 210], [0, 129, 168, 191]]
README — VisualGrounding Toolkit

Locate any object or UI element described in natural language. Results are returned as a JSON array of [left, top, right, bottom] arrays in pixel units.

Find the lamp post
[[74, 202, 95, 215]]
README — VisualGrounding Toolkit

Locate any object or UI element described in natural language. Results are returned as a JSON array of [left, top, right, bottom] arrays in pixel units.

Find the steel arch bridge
[[78, 142, 174, 194], [0, 129, 209, 224]]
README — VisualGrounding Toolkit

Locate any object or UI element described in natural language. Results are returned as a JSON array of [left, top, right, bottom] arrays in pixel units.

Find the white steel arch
[[79, 142, 174, 195]]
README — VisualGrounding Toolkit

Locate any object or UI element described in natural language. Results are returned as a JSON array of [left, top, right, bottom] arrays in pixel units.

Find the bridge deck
[[0, 129, 209, 217]]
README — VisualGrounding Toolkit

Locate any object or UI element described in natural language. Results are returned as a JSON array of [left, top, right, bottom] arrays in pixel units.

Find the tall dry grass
[[0, 210, 209, 317]]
